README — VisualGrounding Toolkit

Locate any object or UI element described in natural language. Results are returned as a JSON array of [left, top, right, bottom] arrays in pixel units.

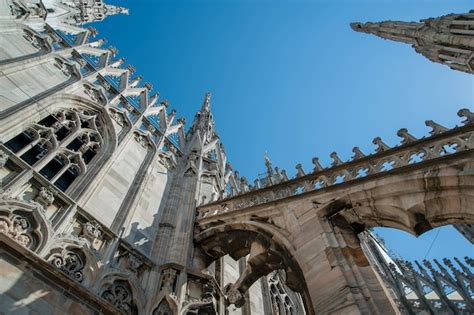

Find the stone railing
[[197, 108, 474, 219]]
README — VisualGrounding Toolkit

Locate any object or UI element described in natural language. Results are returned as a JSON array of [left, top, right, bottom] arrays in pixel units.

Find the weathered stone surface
[[0, 3, 472, 315]]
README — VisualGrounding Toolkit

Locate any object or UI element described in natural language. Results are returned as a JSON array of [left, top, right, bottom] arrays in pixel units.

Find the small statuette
[[0, 150, 8, 168], [35, 186, 56, 208], [83, 221, 101, 241], [127, 253, 143, 272]]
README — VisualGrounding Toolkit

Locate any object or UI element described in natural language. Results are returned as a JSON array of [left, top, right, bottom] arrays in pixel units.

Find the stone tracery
[[5, 107, 106, 191], [48, 247, 86, 282], [101, 280, 137, 315]]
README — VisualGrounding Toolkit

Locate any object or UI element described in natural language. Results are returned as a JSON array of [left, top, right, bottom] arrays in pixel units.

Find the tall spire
[[201, 91, 211, 113], [45, 0, 130, 25], [351, 11, 474, 74], [187, 92, 216, 146]]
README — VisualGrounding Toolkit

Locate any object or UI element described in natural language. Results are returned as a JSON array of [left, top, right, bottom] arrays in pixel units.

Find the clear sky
[[93, 0, 473, 262]]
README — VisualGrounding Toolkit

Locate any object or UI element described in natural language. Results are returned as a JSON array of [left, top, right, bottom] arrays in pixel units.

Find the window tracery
[[5, 107, 105, 191]]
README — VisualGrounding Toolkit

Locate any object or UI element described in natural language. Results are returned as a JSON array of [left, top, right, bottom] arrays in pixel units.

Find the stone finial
[[281, 170, 289, 181], [107, 46, 118, 56], [241, 177, 249, 192], [425, 120, 448, 135], [130, 75, 142, 86], [126, 64, 136, 74], [204, 92, 211, 104], [397, 128, 417, 144], [89, 38, 106, 48], [458, 108, 474, 125], [87, 27, 98, 37], [160, 99, 169, 108], [352, 147, 365, 160], [312, 157, 324, 172], [144, 82, 153, 91], [253, 179, 260, 189], [148, 92, 160, 106], [109, 58, 125, 68], [177, 117, 186, 125], [330, 152, 344, 167], [234, 171, 241, 183], [295, 163, 305, 177], [264, 153, 274, 175], [372, 137, 390, 152], [0, 150, 7, 168]]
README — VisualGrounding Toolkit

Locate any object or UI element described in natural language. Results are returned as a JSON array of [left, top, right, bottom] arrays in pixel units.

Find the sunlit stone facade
[[0, 2, 472, 314]]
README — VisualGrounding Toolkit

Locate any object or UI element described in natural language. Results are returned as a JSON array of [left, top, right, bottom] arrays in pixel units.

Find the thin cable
[[423, 227, 441, 259]]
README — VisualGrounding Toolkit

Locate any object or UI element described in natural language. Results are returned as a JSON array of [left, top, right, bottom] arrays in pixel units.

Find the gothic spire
[[45, 0, 129, 25], [187, 92, 217, 147], [351, 11, 474, 74]]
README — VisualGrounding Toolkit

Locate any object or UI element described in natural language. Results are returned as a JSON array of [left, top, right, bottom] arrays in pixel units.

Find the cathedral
[[0, 1, 473, 314]]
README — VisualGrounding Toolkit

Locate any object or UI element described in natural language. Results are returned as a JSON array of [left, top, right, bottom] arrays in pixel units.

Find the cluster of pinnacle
[[227, 108, 473, 194]]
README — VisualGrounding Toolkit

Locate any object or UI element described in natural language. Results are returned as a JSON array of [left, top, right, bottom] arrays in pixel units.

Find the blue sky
[[93, 0, 473, 262]]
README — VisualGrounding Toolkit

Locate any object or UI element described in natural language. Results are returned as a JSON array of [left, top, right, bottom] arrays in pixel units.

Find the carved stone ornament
[[160, 268, 178, 293], [34, 186, 56, 208], [101, 281, 135, 313], [184, 167, 196, 177], [127, 253, 143, 272], [224, 284, 246, 308], [82, 221, 101, 241], [134, 133, 151, 148], [0, 213, 35, 249], [0, 150, 7, 168], [48, 248, 85, 282], [54, 58, 75, 77]]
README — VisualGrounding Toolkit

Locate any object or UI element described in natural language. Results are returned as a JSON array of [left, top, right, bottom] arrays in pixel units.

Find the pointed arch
[[0, 197, 53, 253], [1, 94, 117, 199], [195, 220, 314, 315], [98, 271, 145, 314], [44, 236, 101, 288]]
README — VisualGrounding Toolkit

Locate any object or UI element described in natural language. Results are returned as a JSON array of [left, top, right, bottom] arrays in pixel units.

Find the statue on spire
[[201, 92, 211, 112], [351, 11, 474, 74], [264, 152, 274, 176]]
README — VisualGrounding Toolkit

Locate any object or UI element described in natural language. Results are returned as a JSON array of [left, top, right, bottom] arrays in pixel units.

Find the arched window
[[5, 108, 104, 192]]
